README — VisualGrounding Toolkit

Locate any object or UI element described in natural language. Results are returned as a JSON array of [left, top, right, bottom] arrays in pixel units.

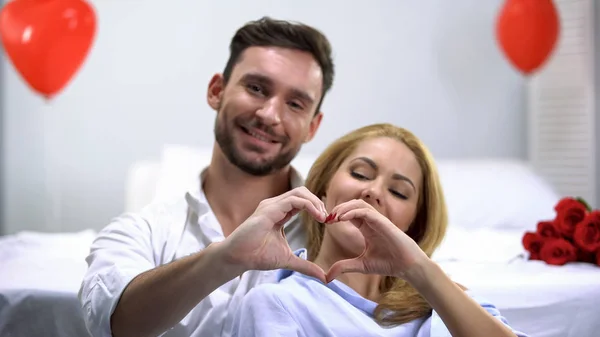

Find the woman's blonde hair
[[301, 123, 448, 326]]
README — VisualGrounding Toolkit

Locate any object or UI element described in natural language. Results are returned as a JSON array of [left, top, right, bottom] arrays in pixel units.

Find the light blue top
[[230, 249, 528, 337]]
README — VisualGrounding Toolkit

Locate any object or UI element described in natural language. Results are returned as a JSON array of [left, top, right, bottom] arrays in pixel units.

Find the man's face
[[207, 46, 324, 176]]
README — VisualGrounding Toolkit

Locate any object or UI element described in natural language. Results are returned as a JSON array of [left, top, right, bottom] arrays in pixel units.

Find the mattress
[[439, 256, 600, 337], [0, 230, 96, 337]]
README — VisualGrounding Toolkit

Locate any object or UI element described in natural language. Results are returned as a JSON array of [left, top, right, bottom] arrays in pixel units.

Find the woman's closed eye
[[389, 189, 407, 200], [351, 171, 408, 200], [350, 171, 369, 180]]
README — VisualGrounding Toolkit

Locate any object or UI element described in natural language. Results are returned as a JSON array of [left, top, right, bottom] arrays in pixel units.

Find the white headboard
[[528, 0, 597, 207], [126, 145, 562, 232]]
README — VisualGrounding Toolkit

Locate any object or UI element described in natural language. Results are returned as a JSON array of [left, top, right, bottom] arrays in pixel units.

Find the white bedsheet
[[434, 227, 600, 337], [0, 230, 96, 337], [440, 260, 600, 337]]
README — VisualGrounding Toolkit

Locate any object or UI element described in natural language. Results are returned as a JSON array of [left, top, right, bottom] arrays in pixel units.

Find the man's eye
[[288, 101, 304, 110], [246, 83, 267, 96], [248, 84, 262, 92]]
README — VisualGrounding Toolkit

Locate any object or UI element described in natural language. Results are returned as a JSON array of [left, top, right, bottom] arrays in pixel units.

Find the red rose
[[578, 250, 596, 263], [554, 197, 575, 212], [573, 211, 600, 253], [539, 238, 577, 266], [536, 221, 560, 238], [554, 197, 590, 212], [554, 198, 588, 238], [522, 232, 546, 260]]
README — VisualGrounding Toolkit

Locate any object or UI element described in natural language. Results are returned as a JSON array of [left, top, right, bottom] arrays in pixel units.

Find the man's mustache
[[241, 119, 288, 143]]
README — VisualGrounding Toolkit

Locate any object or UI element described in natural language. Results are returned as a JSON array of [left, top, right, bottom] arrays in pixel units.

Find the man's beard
[[214, 113, 299, 176]]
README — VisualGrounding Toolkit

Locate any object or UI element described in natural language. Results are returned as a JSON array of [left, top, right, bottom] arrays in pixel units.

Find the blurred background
[[0, 0, 597, 235]]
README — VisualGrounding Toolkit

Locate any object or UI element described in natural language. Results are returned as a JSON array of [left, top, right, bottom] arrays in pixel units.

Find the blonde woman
[[230, 123, 526, 337]]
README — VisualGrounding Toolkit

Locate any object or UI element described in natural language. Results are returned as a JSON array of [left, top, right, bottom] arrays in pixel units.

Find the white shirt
[[78, 167, 307, 337]]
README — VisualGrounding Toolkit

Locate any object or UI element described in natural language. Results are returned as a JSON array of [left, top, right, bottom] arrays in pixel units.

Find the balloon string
[[42, 98, 62, 231]]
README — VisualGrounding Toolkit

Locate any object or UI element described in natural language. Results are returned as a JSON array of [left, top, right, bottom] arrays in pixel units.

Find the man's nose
[[256, 98, 283, 125]]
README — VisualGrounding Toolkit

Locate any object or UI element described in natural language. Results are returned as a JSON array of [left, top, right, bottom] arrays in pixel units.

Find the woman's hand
[[326, 199, 521, 337], [325, 199, 431, 283], [220, 186, 329, 283]]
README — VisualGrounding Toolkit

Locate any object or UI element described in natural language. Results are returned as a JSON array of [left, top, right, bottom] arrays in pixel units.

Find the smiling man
[[212, 62, 321, 177], [79, 17, 335, 337]]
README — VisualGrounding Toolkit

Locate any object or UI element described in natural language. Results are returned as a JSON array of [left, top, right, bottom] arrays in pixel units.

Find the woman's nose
[[361, 186, 382, 207]]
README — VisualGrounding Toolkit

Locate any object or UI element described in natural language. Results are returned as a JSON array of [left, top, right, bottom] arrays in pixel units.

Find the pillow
[[125, 160, 163, 212], [153, 145, 213, 202], [436, 159, 561, 231], [432, 227, 525, 263]]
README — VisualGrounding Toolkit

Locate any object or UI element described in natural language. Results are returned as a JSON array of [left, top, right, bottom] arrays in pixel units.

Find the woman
[[230, 123, 526, 337]]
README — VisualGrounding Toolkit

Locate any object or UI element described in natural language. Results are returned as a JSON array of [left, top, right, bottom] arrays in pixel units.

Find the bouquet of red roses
[[522, 197, 600, 266]]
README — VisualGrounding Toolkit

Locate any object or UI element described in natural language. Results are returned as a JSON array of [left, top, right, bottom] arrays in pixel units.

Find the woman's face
[[322, 137, 423, 257]]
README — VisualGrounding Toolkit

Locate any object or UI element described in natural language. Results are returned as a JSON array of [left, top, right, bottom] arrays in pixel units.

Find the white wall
[[0, 4, 4, 234], [0, 0, 526, 235], [595, 0, 600, 208]]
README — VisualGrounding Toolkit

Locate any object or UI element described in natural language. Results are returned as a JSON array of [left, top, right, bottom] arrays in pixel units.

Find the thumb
[[284, 255, 327, 284], [326, 258, 365, 283]]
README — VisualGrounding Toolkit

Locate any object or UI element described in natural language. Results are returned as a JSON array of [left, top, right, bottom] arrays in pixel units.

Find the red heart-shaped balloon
[[496, 0, 560, 75], [0, 0, 97, 99]]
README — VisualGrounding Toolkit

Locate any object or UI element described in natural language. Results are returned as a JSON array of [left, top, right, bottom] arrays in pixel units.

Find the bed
[[0, 230, 96, 337], [432, 225, 600, 337], [1, 144, 599, 337]]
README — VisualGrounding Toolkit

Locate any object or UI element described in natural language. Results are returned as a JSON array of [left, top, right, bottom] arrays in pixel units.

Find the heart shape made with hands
[[226, 187, 426, 285]]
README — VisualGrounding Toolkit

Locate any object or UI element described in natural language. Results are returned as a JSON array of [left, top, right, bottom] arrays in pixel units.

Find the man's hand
[[219, 186, 329, 282]]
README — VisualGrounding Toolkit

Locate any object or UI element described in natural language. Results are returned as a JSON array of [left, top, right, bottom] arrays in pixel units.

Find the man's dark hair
[[222, 16, 335, 115]]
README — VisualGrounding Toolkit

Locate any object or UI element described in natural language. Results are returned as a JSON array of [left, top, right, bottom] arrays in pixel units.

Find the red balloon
[[496, 0, 560, 75], [0, 0, 97, 99]]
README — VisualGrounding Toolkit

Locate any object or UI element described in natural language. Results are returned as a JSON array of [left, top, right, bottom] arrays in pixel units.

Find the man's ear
[[207, 73, 225, 111], [304, 111, 323, 143]]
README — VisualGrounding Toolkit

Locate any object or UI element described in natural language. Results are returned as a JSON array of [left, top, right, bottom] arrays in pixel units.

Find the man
[[79, 17, 335, 337]]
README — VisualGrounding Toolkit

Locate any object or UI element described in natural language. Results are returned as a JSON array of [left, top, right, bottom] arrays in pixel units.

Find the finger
[[281, 195, 327, 224], [284, 255, 327, 283], [337, 208, 388, 230], [329, 199, 373, 222], [265, 186, 327, 216], [274, 208, 301, 228], [326, 258, 365, 283], [289, 186, 328, 216]]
